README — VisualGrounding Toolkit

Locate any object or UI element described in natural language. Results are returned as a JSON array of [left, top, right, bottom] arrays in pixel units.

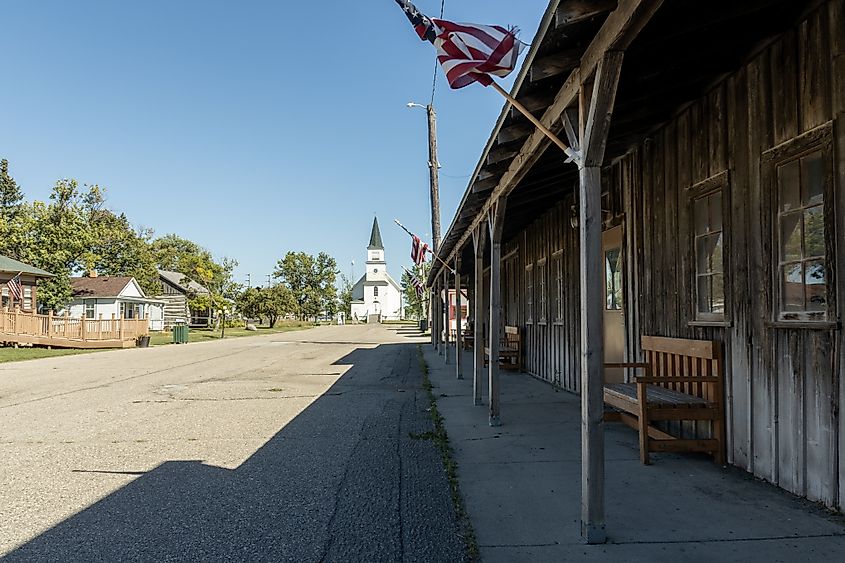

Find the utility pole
[[246, 273, 251, 288], [426, 104, 442, 253], [266, 274, 272, 288]]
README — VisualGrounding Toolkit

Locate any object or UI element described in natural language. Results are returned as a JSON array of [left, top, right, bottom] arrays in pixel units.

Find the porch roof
[[0, 255, 54, 278], [429, 0, 812, 284]]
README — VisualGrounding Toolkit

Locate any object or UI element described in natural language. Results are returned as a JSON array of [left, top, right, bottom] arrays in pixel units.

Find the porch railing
[[0, 308, 149, 343]]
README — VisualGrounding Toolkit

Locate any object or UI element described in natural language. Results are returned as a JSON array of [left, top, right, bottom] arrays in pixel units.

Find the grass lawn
[[0, 347, 100, 363], [148, 321, 313, 346]]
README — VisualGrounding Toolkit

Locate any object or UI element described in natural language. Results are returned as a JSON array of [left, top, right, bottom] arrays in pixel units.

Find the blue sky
[[0, 0, 548, 287]]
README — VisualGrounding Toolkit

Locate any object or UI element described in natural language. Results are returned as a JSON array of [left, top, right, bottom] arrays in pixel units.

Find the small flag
[[411, 235, 429, 265], [409, 272, 426, 298], [394, 0, 523, 89], [7, 273, 22, 301]]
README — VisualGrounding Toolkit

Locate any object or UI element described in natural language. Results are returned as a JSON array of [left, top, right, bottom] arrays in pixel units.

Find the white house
[[66, 274, 165, 331], [351, 218, 404, 322]]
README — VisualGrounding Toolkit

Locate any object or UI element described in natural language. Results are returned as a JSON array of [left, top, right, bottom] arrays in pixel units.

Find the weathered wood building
[[429, 0, 845, 516]]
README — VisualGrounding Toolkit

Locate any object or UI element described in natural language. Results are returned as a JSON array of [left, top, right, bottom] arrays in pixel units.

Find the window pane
[[781, 263, 804, 311], [778, 160, 800, 212], [696, 233, 723, 274], [801, 151, 825, 206], [804, 205, 825, 258], [694, 197, 709, 235], [804, 260, 827, 312], [605, 248, 622, 310], [780, 211, 802, 261], [709, 192, 723, 232], [697, 276, 712, 313], [711, 274, 725, 314]]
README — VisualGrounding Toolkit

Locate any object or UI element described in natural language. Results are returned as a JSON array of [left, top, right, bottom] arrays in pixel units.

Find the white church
[[350, 217, 404, 322]]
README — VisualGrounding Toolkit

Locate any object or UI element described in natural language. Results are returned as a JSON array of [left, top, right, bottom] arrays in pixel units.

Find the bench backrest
[[503, 325, 520, 346], [640, 336, 722, 402]]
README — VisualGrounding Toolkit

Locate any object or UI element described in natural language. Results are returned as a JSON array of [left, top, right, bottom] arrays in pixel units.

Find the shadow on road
[[4, 342, 466, 563]]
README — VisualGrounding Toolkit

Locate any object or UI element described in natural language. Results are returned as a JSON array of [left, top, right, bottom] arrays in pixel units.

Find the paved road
[[0, 324, 466, 562]]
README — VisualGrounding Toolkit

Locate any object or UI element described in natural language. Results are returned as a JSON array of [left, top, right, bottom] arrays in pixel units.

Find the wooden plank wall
[[502, 1, 843, 509]]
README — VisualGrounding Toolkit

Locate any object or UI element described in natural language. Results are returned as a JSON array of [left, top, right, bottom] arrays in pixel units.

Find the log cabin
[[0, 254, 54, 312], [427, 0, 845, 526]]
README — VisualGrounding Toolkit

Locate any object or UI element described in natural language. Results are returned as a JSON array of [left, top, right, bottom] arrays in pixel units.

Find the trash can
[[172, 324, 189, 344], [136, 335, 151, 348], [419, 319, 428, 332]]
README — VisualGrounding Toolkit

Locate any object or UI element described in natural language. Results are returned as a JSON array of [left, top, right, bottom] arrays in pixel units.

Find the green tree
[[23, 180, 104, 311], [274, 251, 338, 320], [401, 262, 430, 321], [236, 284, 297, 327], [337, 274, 353, 318], [86, 211, 160, 295], [0, 159, 28, 260]]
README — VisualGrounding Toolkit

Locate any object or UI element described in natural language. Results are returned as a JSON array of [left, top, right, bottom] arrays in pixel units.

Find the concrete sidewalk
[[425, 346, 845, 562]]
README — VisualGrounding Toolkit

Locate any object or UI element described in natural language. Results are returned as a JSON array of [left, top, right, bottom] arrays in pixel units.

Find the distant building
[[67, 273, 165, 331], [0, 254, 54, 312], [156, 270, 213, 328], [350, 218, 403, 322]]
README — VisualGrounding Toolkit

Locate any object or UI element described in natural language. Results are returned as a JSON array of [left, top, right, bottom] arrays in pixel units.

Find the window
[[84, 300, 95, 319], [373, 286, 379, 297], [693, 190, 725, 318], [22, 287, 32, 311], [525, 264, 533, 323], [537, 258, 547, 323], [604, 248, 623, 311], [776, 149, 829, 321], [553, 251, 564, 322], [1, 287, 8, 308]]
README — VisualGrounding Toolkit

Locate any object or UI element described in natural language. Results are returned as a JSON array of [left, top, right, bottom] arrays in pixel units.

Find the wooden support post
[[578, 50, 623, 546], [81, 313, 87, 341], [47, 310, 53, 338], [13, 307, 19, 334], [472, 225, 486, 406], [444, 267, 450, 365], [487, 197, 507, 426], [119, 313, 125, 341], [455, 257, 463, 379], [98, 314, 103, 340], [65, 311, 70, 338]]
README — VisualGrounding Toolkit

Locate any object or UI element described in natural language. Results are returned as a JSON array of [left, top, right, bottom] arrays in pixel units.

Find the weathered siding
[[504, 2, 843, 509]]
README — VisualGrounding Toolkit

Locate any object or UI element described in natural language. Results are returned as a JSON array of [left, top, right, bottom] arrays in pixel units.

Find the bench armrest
[[635, 376, 720, 383]]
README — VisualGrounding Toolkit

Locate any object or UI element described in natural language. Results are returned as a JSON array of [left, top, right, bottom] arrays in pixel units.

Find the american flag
[[7, 273, 22, 301], [395, 0, 523, 89], [411, 235, 429, 265], [410, 272, 426, 299]]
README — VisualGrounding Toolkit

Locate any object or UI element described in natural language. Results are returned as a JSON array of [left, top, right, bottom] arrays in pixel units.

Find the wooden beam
[[486, 197, 507, 427], [471, 177, 498, 193], [497, 122, 533, 144], [455, 257, 463, 380], [508, 92, 554, 120], [487, 144, 520, 165], [443, 268, 450, 365], [530, 50, 581, 82], [556, 0, 617, 28], [583, 51, 625, 166], [472, 225, 486, 406]]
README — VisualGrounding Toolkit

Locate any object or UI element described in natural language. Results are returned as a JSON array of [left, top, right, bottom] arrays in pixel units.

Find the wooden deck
[[0, 309, 148, 349]]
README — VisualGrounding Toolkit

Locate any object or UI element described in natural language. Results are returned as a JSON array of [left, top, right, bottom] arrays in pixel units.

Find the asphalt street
[[0, 324, 466, 562]]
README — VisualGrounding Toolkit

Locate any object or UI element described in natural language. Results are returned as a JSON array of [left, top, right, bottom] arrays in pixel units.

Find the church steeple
[[368, 217, 384, 250]]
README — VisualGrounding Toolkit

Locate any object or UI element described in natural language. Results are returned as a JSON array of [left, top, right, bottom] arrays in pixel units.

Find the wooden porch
[[0, 309, 149, 349]]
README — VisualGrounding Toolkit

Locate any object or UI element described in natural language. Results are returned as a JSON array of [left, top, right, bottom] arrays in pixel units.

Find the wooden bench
[[484, 326, 522, 371], [603, 336, 726, 465]]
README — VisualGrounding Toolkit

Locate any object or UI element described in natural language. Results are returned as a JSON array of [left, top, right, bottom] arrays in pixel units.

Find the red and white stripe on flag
[[411, 236, 429, 265], [431, 19, 523, 89], [7, 273, 23, 301]]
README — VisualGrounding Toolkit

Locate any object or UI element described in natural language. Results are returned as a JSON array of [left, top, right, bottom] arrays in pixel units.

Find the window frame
[[762, 122, 836, 326], [687, 170, 731, 323], [537, 258, 547, 325], [84, 299, 95, 319], [22, 286, 33, 311], [525, 263, 533, 324], [552, 250, 564, 324]]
